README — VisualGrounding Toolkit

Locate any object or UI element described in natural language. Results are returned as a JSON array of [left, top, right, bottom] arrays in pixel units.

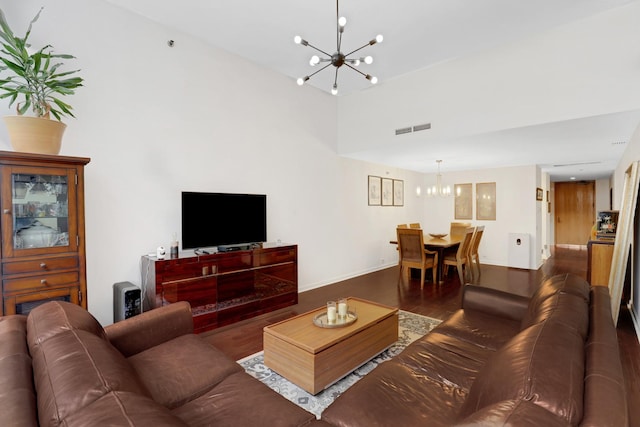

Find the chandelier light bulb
[[294, 35, 302, 44], [352, 59, 361, 66], [364, 56, 373, 65], [376, 34, 384, 43], [297, 76, 309, 86], [310, 55, 320, 66], [331, 84, 338, 95], [338, 16, 347, 28]]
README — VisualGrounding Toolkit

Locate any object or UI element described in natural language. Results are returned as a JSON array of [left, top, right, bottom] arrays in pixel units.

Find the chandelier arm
[[307, 62, 333, 79], [336, 0, 341, 52], [304, 41, 332, 58], [333, 67, 339, 86], [344, 41, 374, 58], [343, 62, 368, 78]]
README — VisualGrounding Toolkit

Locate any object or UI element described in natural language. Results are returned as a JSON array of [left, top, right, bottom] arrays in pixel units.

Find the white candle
[[327, 306, 337, 322], [338, 301, 347, 318]]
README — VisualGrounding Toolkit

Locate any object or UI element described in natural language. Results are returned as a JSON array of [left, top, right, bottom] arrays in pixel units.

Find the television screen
[[181, 192, 267, 249]]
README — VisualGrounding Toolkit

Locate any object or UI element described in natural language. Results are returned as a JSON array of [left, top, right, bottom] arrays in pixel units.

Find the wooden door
[[555, 181, 595, 245]]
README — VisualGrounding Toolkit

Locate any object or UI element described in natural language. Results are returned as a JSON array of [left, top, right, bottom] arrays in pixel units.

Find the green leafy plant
[[0, 7, 83, 121]]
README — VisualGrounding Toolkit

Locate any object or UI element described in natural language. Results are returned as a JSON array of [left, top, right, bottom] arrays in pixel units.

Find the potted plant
[[0, 7, 83, 155]]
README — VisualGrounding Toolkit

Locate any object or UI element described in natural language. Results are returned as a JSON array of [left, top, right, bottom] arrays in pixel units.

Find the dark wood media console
[[141, 243, 298, 333]]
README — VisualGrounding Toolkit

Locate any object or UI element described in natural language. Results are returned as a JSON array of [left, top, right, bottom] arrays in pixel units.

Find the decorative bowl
[[429, 233, 447, 239]]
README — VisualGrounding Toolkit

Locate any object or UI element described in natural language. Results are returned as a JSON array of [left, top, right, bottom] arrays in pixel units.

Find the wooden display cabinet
[[141, 243, 298, 332], [0, 151, 90, 315]]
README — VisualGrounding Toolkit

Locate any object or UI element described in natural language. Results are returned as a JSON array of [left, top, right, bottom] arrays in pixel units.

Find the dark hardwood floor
[[202, 246, 639, 423]]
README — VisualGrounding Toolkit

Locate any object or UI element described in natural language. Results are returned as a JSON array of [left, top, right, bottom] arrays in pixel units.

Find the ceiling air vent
[[395, 122, 431, 136], [412, 123, 431, 132], [552, 161, 600, 168]]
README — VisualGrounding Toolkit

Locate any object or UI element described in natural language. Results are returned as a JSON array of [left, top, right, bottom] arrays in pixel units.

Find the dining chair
[[450, 222, 472, 238], [468, 225, 485, 279], [396, 228, 438, 289], [443, 227, 474, 284], [409, 223, 421, 229]]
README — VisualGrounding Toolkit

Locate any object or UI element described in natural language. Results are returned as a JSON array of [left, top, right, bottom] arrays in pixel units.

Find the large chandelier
[[294, 0, 383, 96], [427, 160, 452, 197]]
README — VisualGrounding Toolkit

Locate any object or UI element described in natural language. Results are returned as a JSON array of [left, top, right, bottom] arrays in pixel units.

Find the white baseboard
[[299, 263, 396, 293]]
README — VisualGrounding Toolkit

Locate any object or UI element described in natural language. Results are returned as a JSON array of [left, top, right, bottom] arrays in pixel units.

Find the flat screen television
[[181, 192, 267, 249]]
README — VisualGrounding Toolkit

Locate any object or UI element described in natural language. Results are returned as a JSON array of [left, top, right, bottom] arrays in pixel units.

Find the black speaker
[[113, 282, 141, 322]]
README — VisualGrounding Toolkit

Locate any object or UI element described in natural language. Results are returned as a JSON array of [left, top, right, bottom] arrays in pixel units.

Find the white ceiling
[[103, 0, 640, 181]]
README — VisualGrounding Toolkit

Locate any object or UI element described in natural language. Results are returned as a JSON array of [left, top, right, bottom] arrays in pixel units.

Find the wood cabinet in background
[[0, 151, 90, 315], [141, 244, 298, 333], [587, 239, 614, 286]]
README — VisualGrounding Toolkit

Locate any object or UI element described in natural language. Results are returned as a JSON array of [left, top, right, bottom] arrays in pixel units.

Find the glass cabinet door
[[2, 166, 78, 257]]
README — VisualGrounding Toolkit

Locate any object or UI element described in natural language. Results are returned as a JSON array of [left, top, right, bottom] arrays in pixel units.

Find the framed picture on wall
[[476, 182, 496, 220], [393, 179, 404, 206], [536, 187, 543, 201], [382, 178, 393, 206], [454, 183, 473, 219], [368, 175, 381, 206]]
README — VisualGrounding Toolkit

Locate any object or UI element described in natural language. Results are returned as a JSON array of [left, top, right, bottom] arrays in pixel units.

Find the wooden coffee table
[[263, 297, 398, 394]]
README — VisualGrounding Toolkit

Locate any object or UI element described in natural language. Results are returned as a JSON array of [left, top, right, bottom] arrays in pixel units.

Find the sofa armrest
[[462, 285, 529, 321], [105, 301, 194, 357]]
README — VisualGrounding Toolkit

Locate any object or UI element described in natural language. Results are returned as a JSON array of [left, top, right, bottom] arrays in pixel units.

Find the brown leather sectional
[[321, 274, 628, 426], [0, 273, 628, 426], [0, 300, 329, 427]]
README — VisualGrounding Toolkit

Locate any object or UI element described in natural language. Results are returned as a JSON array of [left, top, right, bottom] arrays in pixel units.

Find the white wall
[[337, 2, 640, 158], [0, 1, 424, 325], [417, 165, 540, 269], [595, 178, 612, 212]]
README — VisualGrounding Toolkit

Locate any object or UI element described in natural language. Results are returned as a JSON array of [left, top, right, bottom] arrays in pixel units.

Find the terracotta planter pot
[[3, 116, 66, 155]]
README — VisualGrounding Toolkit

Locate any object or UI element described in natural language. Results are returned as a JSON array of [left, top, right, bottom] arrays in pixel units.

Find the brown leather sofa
[[322, 274, 628, 426], [0, 300, 329, 427]]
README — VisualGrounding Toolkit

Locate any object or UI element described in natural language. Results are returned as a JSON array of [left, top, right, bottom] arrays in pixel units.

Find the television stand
[[141, 243, 298, 333]]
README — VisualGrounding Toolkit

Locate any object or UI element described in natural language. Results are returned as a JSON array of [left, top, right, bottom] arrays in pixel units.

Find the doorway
[[554, 181, 595, 245]]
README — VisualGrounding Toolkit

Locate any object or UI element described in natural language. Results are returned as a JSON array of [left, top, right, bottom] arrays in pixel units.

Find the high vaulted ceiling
[[103, 0, 640, 181]]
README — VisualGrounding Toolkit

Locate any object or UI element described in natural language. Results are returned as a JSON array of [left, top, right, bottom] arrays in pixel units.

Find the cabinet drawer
[[3, 257, 79, 275], [254, 248, 296, 267], [4, 271, 79, 293]]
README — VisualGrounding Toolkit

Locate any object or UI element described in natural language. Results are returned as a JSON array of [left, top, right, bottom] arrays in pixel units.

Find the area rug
[[237, 310, 441, 418]]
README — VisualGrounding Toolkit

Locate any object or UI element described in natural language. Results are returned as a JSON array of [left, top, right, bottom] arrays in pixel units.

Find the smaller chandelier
[[294, 0, 382, 95], [427, 160, 452, 197]]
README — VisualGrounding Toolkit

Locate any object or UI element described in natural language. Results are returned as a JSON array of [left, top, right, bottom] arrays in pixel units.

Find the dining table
[[390, 234, 462, 284]]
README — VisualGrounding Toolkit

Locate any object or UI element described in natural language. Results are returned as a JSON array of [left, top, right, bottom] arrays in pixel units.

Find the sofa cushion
[[581, 286, 628, 427], [458, 321, 585, 424], [455, 400, 571, 426], [30, 329, 150, 427], [128, 333, 243, 409], [433, 308, 521, 350], [394, 330, 495, 391], [522, 292, 589, 338], [521, 274, 589, 330], [27, 302, 151, 427], [173, 371, 318, 427], [322, 360, 467, 427], [62, 391, 188, 426], [0, 315, 38, 427], [27, 301, 106, 348]]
